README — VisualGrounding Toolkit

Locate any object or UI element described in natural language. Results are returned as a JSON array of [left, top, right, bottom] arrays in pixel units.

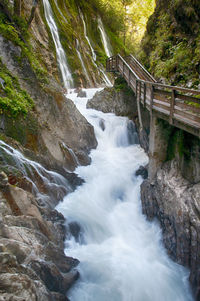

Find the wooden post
[[169, 89, 175, 124], [150, 84, 154, 122], [136, 81, 143, 130], [128, 69, 130, 86], [143, 83, 146, 109], [116, 55, 118, 71]]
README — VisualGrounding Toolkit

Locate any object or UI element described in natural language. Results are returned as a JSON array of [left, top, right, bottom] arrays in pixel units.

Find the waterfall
[[98, 16, 113, 58], [75, 39, 91, 85], [57, 88, 193, 301], [0, 140, 72, 206], [80, 11, 96, 62], [42, 0, 73, 89], [80, 11, 112, 86]]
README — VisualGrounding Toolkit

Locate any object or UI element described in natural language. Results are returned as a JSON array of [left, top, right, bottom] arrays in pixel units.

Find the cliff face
[[141, 120, 200, 299], [139, 0, 200, 88]]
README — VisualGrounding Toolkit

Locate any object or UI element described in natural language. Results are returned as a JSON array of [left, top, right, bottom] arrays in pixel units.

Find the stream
[[56, 88, 193, 301]]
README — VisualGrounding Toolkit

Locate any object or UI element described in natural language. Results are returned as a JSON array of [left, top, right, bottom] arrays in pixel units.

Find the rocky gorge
[[0, 0, 200, 300], [88, 81, 200, 300]]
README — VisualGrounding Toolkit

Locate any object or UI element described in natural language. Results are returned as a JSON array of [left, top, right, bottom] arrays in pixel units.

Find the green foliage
[[114, 76, 134, 95], [0, 59, 33, 118], [139, 0, 200, 87], [0, 11, 48, 83]]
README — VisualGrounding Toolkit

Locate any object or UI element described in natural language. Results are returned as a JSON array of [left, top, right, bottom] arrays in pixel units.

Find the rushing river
[[57, 88, 193, 301]]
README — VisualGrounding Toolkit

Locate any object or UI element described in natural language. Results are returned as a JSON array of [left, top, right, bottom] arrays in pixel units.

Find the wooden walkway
[[106, 54, 200, 138]]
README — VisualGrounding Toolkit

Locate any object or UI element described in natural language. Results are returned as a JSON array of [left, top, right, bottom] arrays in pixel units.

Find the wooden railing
[[106, 54, 200, 138]]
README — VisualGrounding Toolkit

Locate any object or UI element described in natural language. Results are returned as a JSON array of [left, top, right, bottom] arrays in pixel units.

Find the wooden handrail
[[106, 54, 200, 138]]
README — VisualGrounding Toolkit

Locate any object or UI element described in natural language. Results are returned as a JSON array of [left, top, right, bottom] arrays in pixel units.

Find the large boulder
[[87, 87, 136, 117], [0, 184, 79, 300]]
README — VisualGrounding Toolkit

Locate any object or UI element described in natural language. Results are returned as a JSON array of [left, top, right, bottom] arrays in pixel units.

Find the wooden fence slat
[[169, 89, 175, 124]]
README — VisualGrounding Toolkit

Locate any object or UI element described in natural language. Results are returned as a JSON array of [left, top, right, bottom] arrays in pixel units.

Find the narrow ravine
[[57, 89, 193, 301]]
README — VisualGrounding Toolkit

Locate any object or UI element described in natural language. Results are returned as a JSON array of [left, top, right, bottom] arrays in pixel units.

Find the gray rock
[[87, 87, 136, 116], [141, 160, 200, 298], [0, 171, 8, 188], [0, 182, 79, 299], [135, 165, 148, 179], [99, 119, 105, 131], [77, 89, 87, 97]]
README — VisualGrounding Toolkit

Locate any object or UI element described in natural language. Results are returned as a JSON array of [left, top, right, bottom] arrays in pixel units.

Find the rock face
[[0, 171, 79, 300], [87, 85, 150, 152], [87, 87, 136, 116], [141, 160, 200, 299], [0, 35, 97, 172]]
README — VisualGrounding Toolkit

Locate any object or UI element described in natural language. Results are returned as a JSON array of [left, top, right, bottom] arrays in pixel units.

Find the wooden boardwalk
[[106, 54, 200, 138]]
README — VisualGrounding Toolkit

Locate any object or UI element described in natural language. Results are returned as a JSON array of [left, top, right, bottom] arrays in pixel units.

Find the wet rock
[[87, 87, 135, 116], [29, 260, 79, 294], [0, 171, 8, 188], [99, 119, 105, 131], [0, 181, 79, 299], [0, 273, 52, 301], [0, 77, 5, 89], [135, 165, 148, 179], [77, 89, 87, 98], [69, 221, 81, 241], [51, 292, 70, 301], [141, 160, 200, 298]]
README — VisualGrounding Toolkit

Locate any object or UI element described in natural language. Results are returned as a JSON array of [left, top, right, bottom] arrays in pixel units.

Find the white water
[[57, 88, 193, 301], [0, 140, 71, 205], [98, 16, 113, 58], [80, 11, 96, 62], [75, 39, 91, 85], [80, 12, 112, 86], [42, 0, 73, 89]]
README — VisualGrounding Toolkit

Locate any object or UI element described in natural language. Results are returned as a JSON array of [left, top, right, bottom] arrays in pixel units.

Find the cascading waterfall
[[57, 88, 193, 301], [80, 11, 96, 62], [98, 16, 113, 58], [0, 140, 72, 206], [42, 0, 73, 89], [80, 11, 112, 86], [75, 39, 91, 85]]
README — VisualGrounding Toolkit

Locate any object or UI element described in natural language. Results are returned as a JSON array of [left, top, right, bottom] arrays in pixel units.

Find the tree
[[121, 0, 133, 46]]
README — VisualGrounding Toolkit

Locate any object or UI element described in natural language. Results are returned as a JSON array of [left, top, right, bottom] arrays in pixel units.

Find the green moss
[[4, 113, 38, 147], [0, 11, 48, 83], [0, 59, 33, 117]]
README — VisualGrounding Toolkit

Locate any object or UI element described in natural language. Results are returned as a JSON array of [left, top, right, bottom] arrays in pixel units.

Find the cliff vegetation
[[139, 0, 200, 88]]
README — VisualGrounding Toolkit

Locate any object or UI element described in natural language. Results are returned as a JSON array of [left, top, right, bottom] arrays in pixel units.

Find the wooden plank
[[153, 88, 171, 97], [174, 108, 200, 123], [176, 93, 200, 105], [175, 101, 200, 114], [153, 101, 170, 112], [152, 105, 170, 116], [174, 113, 200, 129], [153, 92, 170, 103]]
